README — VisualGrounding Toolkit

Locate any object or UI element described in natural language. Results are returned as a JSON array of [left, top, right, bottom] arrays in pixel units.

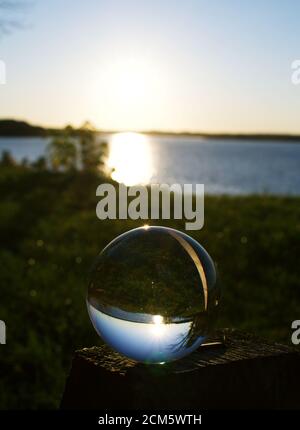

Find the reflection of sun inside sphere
[[87, 226, 220, 363]]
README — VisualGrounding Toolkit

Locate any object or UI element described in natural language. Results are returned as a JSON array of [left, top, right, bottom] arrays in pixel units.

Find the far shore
[[106, 130, 300, 142], [1, 119, 300, 142]]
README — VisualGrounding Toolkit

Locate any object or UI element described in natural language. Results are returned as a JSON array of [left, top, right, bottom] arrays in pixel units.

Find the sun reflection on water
[[107, 132, 154, 186], [150, 314, 166, 338]]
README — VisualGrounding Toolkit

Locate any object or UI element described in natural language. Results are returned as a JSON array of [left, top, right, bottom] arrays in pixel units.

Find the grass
[[0, 164, 299, 408]]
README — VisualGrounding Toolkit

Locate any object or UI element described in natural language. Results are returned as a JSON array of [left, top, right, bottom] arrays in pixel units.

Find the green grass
[[0, 164, 299, 408]]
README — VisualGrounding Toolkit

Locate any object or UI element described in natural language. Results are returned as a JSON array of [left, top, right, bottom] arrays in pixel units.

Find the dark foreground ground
[[0, 164, 299, 408]]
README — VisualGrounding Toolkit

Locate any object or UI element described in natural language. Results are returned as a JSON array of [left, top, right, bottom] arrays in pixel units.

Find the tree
[[78, 122, 108, 173], [32, 156, 47, 171], [0, 149, 16, 167], [47, 138, 77, 172], [47, 122, 108, 174]]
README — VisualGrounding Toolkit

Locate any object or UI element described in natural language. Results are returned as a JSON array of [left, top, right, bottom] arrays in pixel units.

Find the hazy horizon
[[2, 116, 300, 136]]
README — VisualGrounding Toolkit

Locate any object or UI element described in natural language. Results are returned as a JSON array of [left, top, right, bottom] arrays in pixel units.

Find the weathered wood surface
[[61, 329, 300, 409]]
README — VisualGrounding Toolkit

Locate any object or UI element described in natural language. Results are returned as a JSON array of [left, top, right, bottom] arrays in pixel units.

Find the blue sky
[[0, 0, 300, 132]]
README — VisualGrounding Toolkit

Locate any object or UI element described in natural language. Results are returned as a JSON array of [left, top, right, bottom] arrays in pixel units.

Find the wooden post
[[61, 330, 300, 409]]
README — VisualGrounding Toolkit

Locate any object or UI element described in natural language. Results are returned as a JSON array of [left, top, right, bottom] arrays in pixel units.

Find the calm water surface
[[0, 135, 300, 195]]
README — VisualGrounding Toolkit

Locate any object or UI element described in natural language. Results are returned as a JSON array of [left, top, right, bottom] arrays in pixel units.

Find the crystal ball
[[87, 226, 220, 363]]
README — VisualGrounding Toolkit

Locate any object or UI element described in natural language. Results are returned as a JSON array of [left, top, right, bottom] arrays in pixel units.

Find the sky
[[0, 0, 300, 133]]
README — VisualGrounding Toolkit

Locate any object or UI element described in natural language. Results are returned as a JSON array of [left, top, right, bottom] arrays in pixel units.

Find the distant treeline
[[0, 119, 53, 137], [0, 119, 95, 137], [145, 131, 300, 142], [1, 119, 300, 141]]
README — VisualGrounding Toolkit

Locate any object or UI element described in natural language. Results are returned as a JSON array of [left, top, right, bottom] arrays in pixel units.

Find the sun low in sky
[[92, 57, 169, 132], [1, 0, 300, 134]]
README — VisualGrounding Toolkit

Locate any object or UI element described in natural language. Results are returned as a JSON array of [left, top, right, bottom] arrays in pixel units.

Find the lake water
[[0, 134, 300, 195]]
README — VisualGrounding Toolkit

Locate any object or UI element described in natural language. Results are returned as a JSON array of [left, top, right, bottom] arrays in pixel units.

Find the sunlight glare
[[150, 315, 166, 338], [107, 132, 154, 186], [92, 56, 168, 130], [108, 58, 161, 106]]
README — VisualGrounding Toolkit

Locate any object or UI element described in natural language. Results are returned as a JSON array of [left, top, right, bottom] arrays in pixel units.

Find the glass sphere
[[87, 226, 220, 363]]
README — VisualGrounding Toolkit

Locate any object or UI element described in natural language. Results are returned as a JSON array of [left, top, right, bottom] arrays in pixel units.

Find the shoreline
[[1, 120, 300, 142]]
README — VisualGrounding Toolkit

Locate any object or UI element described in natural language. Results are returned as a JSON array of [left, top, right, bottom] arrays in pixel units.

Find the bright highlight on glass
[[87, 226, 220, 363], [107, 132, 154, 186], [151, 315, 166, 338]]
